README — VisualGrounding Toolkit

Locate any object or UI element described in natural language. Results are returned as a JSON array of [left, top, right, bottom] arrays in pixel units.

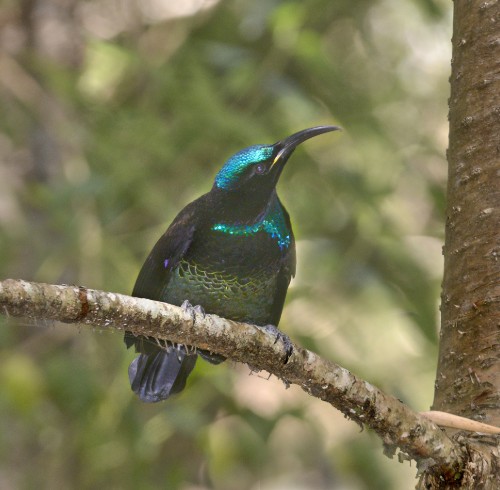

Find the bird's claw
[[181, 300, 206, 323], [180, 300, 225, 364], [261, 324, 293, 363]]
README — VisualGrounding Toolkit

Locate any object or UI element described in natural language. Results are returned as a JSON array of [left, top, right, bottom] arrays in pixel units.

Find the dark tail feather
[[127, 342, 197, 403]]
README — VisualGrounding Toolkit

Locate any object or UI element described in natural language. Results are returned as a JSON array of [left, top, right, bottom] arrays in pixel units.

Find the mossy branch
[[0, 278, 464, 480]]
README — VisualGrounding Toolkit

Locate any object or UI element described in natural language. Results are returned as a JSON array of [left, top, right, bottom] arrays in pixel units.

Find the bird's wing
[[125, 198, 205, 399], [125, 199, 201, 352], [132, 199, 200, 301]]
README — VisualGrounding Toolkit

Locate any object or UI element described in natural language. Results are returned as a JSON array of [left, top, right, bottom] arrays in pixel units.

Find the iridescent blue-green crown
[[215, 145, 273, 190]]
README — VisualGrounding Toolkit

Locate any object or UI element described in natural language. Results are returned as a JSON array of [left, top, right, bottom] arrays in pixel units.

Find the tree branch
[[0, 278, 464, 480]]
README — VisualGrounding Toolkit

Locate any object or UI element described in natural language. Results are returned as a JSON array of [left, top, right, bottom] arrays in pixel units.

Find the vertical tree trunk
[[421, 0, 500, 487], [434, 0, 500, 427]]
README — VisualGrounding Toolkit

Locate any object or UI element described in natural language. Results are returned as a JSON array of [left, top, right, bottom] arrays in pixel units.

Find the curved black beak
[[271, 125, 341, 169]]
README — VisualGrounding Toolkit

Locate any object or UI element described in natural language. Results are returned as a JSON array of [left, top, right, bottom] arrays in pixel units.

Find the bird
[[125, 125, 340, 403]]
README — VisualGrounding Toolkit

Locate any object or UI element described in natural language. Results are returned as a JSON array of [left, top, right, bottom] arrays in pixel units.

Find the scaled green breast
[[165, 259, 277, 325]]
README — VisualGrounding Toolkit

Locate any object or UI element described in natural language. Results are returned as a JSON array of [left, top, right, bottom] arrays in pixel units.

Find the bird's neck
[[210, 187, 277, 223], [209, 190, 291, 250]]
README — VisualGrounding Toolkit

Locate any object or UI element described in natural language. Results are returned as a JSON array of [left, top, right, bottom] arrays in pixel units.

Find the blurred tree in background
[[0, 0, 451, 488]]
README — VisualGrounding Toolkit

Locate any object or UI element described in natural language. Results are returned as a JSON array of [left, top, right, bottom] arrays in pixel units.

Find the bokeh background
[[0, 0, 451, 488]]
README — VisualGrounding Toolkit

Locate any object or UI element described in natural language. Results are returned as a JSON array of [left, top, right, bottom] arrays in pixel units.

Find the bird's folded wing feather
[[132, 201, 199, 301]]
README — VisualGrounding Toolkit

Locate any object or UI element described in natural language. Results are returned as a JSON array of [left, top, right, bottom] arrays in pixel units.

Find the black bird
[[125, 126, 339, 402]]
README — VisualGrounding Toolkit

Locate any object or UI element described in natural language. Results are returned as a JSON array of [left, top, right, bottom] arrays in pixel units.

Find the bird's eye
[[255, 163, 267, 175]]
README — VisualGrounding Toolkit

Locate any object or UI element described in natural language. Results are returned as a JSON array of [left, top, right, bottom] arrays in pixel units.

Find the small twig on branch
[[0, 278, 465, 480], [420, 412, 500, 435]]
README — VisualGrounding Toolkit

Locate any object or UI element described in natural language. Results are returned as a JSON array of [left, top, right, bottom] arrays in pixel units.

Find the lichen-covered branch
[[0, 278, 464, 480]]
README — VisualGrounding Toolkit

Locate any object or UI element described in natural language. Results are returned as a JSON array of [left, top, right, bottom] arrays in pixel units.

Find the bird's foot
[[181, 300, 206, 322], [180, 300, 226, 365], [260, 324, 293, 363]]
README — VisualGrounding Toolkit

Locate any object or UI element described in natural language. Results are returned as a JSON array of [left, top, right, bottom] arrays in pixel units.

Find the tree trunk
[[421, 0, 500, 487]]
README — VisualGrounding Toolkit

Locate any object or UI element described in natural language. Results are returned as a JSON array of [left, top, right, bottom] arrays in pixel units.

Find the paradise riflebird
[[125, 125, 339, 402]]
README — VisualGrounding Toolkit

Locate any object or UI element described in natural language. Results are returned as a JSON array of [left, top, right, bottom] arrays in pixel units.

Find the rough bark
[[0, 278, 465, 482], [421, 0, 500, 488]]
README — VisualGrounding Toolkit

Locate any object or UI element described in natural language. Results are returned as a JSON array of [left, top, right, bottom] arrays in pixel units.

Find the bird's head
[[214, 126, 340, 198]]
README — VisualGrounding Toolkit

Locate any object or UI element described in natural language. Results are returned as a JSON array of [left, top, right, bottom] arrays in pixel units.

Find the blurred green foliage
[[0, 0, 451, 488]]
